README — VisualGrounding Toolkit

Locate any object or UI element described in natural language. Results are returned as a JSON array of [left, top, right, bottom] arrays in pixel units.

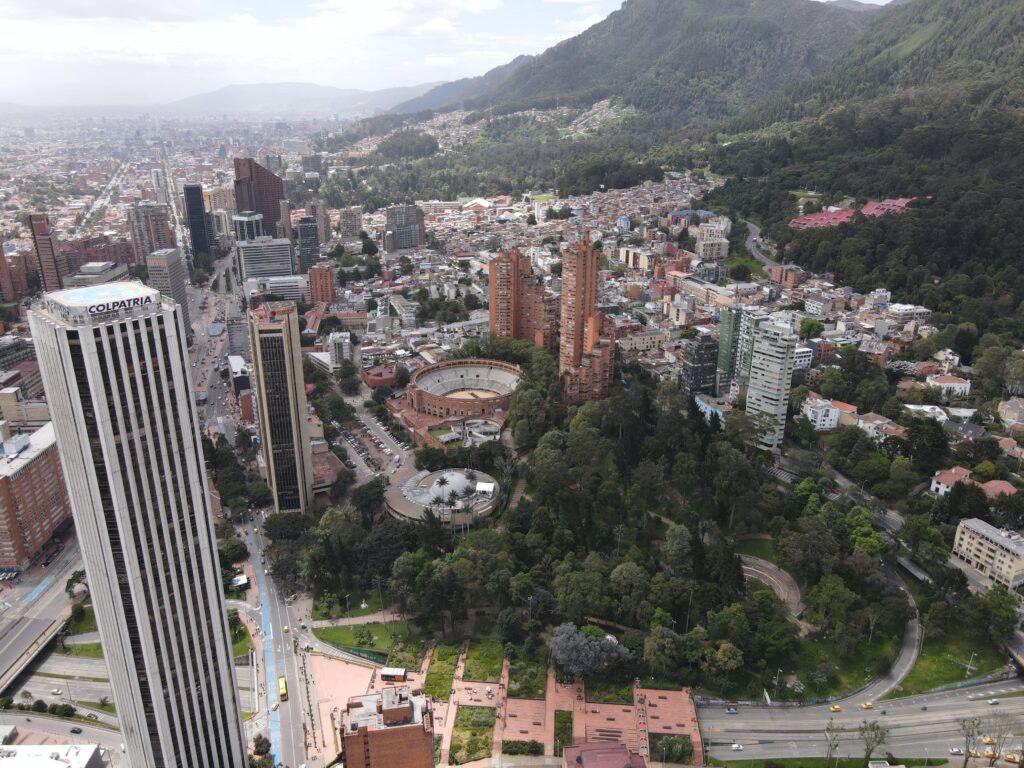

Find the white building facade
[[745, 321, 797, 452], [29, 283, 247, 768]]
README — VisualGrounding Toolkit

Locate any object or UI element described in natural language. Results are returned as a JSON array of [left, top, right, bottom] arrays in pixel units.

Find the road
[[701, 679, 1024, 761], [742, 220, 778, 269], [0, 711, 126, 765]]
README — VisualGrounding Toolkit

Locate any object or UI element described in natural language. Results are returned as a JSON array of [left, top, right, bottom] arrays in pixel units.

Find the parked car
[[731, 744, 743, 752]]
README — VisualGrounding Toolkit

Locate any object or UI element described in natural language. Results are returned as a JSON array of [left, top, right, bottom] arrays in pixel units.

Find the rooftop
[[0, 423, 57, 477], [0, 744, 102, 767], [961, 518, 1024, 557]]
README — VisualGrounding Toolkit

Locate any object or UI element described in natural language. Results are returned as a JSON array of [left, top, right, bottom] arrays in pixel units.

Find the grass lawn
[[725, 255, 766, 279], [425, 643, 460, 701], [66, 603, 97, 635], [80, 700, 115, 714], [311, 591, 382, 621], [54, 642, 103, 659], [584, 676, 634, 704], [888, 628, 1006, 698], [314, 621, 419, 654], [554, 711, 573, 756], [790, 634, 898, 699], [710, 759, 945, 768], [231, 622, 252, 657], [450, 706, 496, 765], [464, 637, 504, 682], [508, 657, 547, 699], [735, 538, 778, 564]]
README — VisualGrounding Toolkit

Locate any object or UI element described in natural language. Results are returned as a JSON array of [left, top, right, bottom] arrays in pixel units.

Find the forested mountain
[[391, 56, 533, 113], [394, 0, 880, 122], [704, 0, 1024, 344]]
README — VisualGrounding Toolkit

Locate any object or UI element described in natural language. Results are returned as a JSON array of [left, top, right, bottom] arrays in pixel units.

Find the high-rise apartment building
[[233, 211, 265, 242], [679, 330, 720, 398], [233, 158, 285, 239], [127, 202, 176, 264], [146, 247, 192, 342], [28, 213, 67, 293], [151, 168, 167, 206], [308, 263, 335, 305], [236, 237, 294, 281], [296, 216, 320, 273], [716, 305, 743, 393], [247, 302, 313, 513], [0, 424, 72, 570], [305, 199, 332, 243], [731, 307, 771, 399], [29, 283, 247, 768], [559, 240, 614, 403], [183, 184, 212, 262], [384, 205, 425, 251], [338, 206, 363, 240], [745, 321, 797, 452], [487, 250, 557, 354], [340, 686, 435, 768], [205, 185, 236, 217]]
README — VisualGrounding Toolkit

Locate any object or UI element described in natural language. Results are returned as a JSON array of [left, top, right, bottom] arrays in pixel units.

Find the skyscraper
[[247, 302, 313, 513], [233, 157, 285, 239], [487, 250, 557, 354], [28, 213, 67, 293], [384, 205, 425, 250], [296, 216, 320, 274], [146, 247, 192, 342], [236, 237, 294, 280], [278, 200, 292, 241], [308, 263, 335, 305], [745, 321, 797, 452], [232, 211, 265, 242], [305, 199, 332, 243], [29, 283, 247, 768], [183, 184, 212, 262], [679, 330, 720, 398], [559, 240, 614, 403], [338, 206, 363, 240], [128, 202, 176, 264]]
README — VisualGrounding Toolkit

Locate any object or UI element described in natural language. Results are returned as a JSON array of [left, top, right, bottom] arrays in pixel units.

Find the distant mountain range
[[392, 0, 884, 122]]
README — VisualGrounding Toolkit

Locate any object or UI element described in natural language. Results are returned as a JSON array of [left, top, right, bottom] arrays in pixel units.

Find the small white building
[[926, 374, 971, 399], [930, 466, 972, 496], [801, 396, 840, 432]]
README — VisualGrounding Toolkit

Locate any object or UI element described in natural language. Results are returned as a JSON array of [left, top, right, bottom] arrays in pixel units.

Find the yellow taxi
[[283, 625, 289, 633], [1005, 754, 1021, 764], [985, 738, 998, 745], [969, 750, 981, 758], [829, 705, 842, 713], [985, 750, 999, 759], [861, 702, 874, 710]]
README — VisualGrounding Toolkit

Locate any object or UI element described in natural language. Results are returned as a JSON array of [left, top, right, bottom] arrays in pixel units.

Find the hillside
[[394, 0, 880, 121], [703, 0, 1024, 341], [392, 56, 533, 113]]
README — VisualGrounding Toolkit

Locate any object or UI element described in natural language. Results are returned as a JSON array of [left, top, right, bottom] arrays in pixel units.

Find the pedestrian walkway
[[309, 607, 396, 629], [491, 658, 511, 762], [437, 641, 470, 766]]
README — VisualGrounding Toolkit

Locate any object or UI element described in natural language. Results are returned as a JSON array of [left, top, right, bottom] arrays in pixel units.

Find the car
[[70, 727, 82, 734], [725, 707, 738, 714], [86, 713, 98, 720], [264, 569, 268, 575], [969, 750, 981, 758], [984, 738, 997, 745], [989, 698, 1000, 705], [272, 702, 279, 711], [829, 705, 842, 713], [283, 625, 289, 633], [950, 748, 964, 756], [731, 744, 743, 752], [1006, 755, 1021, 765], [51, 688, 63, 695], [861, 702, 874, 709], [985, 751, 999, 760]]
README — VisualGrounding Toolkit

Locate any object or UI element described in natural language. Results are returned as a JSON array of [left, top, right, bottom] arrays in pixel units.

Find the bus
[[278, 676, 288, 702]]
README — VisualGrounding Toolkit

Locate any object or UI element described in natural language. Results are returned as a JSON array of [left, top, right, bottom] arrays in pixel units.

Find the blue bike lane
[[248, 528, 281, 763]]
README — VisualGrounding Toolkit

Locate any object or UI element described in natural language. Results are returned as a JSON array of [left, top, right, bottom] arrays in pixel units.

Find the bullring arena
[[406, 358, 523, 419]]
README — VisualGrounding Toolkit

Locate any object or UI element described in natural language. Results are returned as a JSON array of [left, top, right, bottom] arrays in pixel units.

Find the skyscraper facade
[[233, 158, 285, 239], [487, 250, 557, 354], [128, 202, 176, 264], [308, 263, 335, 305], [296, 216, 320, 274], [384, 205, 425, 250], [305, 199, 332, 243], [28, 213, 67, 293], [559, 240, 614, 403], [338, 206, 363, 240], [29, 283, 247, 768], [146, 247, 192, 342], [247, 302, 313, 513], [745, 321, 797, 452], [183, 184, 212, 262], [679, 330, 720, 398], [236, 237, 293, 280], [232, 212, 265, 242]]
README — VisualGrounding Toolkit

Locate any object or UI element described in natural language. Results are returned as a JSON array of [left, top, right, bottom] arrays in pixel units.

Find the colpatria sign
[[87, 295, 155, 315]]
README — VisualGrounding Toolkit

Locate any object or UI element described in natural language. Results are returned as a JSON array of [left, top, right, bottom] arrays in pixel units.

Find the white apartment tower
[[29, 283, 247, 768], [146, 247, 192, 343], [745, 321, 797, 452]]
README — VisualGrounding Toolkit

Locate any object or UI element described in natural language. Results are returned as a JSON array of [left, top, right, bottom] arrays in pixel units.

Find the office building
[[952, 518, 1024, 590], [247, 302, 313, 513], [745, 321, 797, 452], [205, 185, 236, 216], [183, 184, 212, 261], [328, 331, 353, 367], [0, 743, 104, 767], [384, 205, 425, 251], [296, 216, 320, 274], [278, 200, 292, 241], [66, 261, 129, 288], [232, 211, 265, 242], [127, 202, 175, 264], [146, 248, 191, 342], [233, 158, 285, 239], [338, 206, 363, 240], [559, 240, 614, 403], [236, 237, 293, 280], [308, 263, 335, 305], [679, 330, 720, 398], [242, 276, 310, 304], [28, 213, 67, 293], [306, 199, 332, 243], [151, 168, 167, 206], [0, 424, 72, 571], [487, 249, 557, 354], [29, 283, 247, 768], [340, 686, 435, 768]]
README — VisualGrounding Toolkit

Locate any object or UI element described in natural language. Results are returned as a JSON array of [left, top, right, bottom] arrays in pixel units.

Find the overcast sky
[[0, 0, 891, 106]]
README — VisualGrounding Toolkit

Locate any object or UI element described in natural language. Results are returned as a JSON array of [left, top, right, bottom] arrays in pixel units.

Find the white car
[[731, 744, 743, 752], [988, 698, 1000, 705], [950, 748, 964, 756]]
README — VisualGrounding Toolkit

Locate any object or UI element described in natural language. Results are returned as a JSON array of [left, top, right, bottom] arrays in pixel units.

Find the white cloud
[[415, 17, 457, 36]]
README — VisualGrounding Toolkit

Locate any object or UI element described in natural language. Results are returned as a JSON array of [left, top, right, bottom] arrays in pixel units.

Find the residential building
[[296, 216, 320, 273], [28, 213, 67, 293], [385, 205, 426, 250], [29, 283, 247, 768], [205, 184, 236, 216], [183, 183, 212, 262], [247, 302, 313, 513], [329, 331, 354, 367], [926, 374, 971, 399], [127, 202, 175, 263], [0, 424, 72, 570], [233, 211, 265, 242], [731, 307, 771, 398], [696, 237, 729, 263], [930, 466, 972, 496], [242, 276, 310, 304], [716, 305, 743, 393], [236, 237, 294, 280], [65, 261, 128, 288], [801, 396, 840, 432], [146, 247, 191, 342], [233, 157, 285, 239], [769, 264, 808, 289], [278, 200, 292, 241], [560, 240, 599, 373], [679, 330, 719, 398], [306, 199, 332, 243], [340, 686, 435, 768], [745, 321, 797, 452], [338, 206, 363, 240], [793, 346, 813, 371], [487, 249, 558, 353], [952, 518, 1024, 589], [389, 295, 420, 328], [308, 263, 335, 305]]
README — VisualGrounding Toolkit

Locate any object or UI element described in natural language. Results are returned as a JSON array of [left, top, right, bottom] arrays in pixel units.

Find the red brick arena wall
[[407, 358, 523, 419]]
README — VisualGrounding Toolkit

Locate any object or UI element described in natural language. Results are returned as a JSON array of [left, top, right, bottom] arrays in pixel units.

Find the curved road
[[742, 219, 778, 269]]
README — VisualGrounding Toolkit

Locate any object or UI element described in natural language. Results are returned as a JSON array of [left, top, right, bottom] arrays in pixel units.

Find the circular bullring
[[407, 358, 523, 419]]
